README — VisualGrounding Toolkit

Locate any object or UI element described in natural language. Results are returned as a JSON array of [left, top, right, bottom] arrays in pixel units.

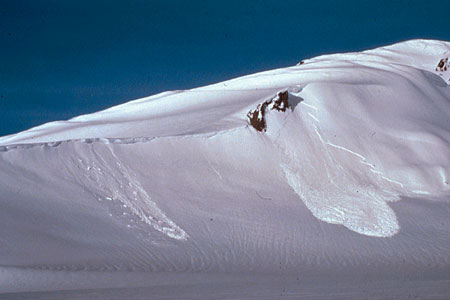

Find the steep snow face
[[303, 39, 450, 84], [246, 65, 450, 237], [1, 39, 449, 239], [1, 40, 450, 294]]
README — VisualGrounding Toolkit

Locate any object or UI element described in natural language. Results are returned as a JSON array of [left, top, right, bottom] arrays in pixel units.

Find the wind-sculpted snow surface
[[1, 39, 450, 298]]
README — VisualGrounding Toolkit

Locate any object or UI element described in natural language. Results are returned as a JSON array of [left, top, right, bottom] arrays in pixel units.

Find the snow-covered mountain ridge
[[1, 39, 449, 297], [1, 39, 449, 146]]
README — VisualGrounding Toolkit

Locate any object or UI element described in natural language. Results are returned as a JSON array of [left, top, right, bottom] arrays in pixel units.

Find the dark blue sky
[[1, 0, 449, 136]]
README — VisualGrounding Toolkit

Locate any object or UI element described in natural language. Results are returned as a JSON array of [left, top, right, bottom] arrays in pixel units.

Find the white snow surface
[[1, 39, 450, 298]]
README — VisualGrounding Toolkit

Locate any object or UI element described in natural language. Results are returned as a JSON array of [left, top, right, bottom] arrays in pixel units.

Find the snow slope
[[0, 39, 449, 298]]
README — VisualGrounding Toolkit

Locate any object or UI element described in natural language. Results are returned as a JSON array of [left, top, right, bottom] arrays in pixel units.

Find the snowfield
[[0, 39, 449, 299]]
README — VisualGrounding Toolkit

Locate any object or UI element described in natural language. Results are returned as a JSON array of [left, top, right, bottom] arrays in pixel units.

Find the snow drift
[[0, 39, 449, 298]]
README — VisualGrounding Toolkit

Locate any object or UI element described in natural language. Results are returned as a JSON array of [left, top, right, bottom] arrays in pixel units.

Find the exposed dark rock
[[435, 57, 449, 72], [271, 91, 289, 112], [297, 60, 305, 65], [247, 102, 267, 132], [247, 91, 291, 132]]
